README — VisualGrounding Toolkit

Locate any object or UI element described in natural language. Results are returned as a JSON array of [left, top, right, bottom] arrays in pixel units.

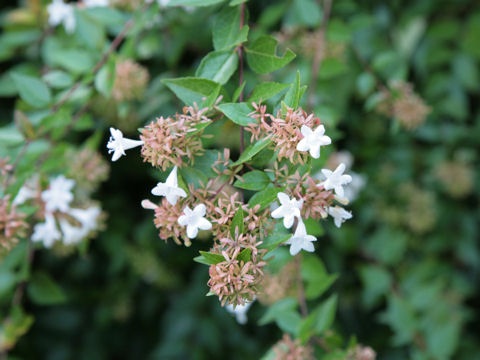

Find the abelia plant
[[1, 0, 478, 359]]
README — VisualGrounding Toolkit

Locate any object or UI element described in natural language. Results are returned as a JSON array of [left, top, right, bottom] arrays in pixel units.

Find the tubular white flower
[[271, 192, 303, 229], [59, 219, 87, 245], [177, 204, 212, 239], [32, 213, 61, 248], [69, 206, 100, 233], [151, 166, 187, 205], [41, 175, 75, 213], [47, 0, 76, 34], [296, 124, 331, 159], [327, 206, 352, 228], [226, 300, 254, 325], [13, 186, 35, 206], [106, 127, 143, 162], [320, 163, 352, 198], [285, 219, 317, 256]]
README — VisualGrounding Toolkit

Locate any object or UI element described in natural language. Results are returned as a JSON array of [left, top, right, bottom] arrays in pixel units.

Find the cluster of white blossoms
[[15, 175, 101, 248], [47, 0, 109, 34]]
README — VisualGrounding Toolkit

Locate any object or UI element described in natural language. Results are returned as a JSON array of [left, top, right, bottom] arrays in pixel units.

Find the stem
[[238, 3, 246, 153], [295, 254, 309, 318], [51, 2, 151, 114], [307, 0, 332, 112]]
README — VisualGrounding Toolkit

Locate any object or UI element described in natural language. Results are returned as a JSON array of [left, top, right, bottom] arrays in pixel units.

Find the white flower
[[226, 300, 254, 325], [59, 219, 86, 245], [327, 206, 352, 228], [141, 199, 158, 210], [47, 0, 76, 34], [271, 192, 303, 229], [344, 172, 366, 202], [13, 186, 35, 206], [151, 166, 187, 205], [69, 206, 101, 233], [106, 127, 143, 162], [32, 213, 61, 247], [319, 163, 352, 198], [285, 219, 317, 256], [84, 0, 109, 7], [177, 204, 212, 239], [41, 175, 75, 213], [296, 125, 331, 159]]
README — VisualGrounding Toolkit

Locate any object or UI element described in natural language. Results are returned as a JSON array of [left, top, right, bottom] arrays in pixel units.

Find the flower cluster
[[246, 104, 330, 163], [435, 160, 474, 198], [347, 345, 377, 360], [15, 175, 102, 248], [67, 148, 110, 197], [207, 233, 267, 306], [0, 196, 27, 258], [375, 80, 431, 130], [140, 105, 211, 170], [108, 97, 357, 308], [271, 334, 313, 360], [111, 60, 150, 102], [258, 261, 298, 305]]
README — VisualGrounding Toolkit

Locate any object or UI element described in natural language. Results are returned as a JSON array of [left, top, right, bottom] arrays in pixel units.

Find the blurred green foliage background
[[1, 0, 479, 359]]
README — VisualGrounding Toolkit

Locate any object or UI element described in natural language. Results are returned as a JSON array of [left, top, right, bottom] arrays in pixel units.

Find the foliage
[[0, 0, 479, 359]]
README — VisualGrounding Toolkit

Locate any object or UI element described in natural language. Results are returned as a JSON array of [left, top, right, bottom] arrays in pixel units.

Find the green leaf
[[276, 310, 302, 335], [313, 294, 337, 333], [0, 125, 24, 147], [169, 0, 225, 6], [198, 251, 225, 265], [232, 81, 246, 102], [193, 255, 212, 266], [162, 77, 222, 106], [11, 72, 52, 108], [230, 137, 272, 166], [237, 248, 251, 262], [95, 60, 116, 98], [83, 7, 126, 26], [218, 102, 255, 126], [234, 170, 270, 191], [248, 82, 289, 103], [27, 272, 67, 305], [42, 70, 73, 89], [282, 71, 306, 111], [213, 6, 249, 50], [259, 232, 290, 252], [248, 186, 283, 210], [359, 265, 392, 308], [301, 255, 337, 299], [196, 50, 239, 84], [245, 35, 296, 74], [51, 49, 96, 74], [230, 0, 247, 4], [74, 9, 105, 50], [230, 208, 245, 237], [356, 72, 376, 97], [318, 58, 348, 79], [285, 0, 322, 27], [259, 297, 297, 325]]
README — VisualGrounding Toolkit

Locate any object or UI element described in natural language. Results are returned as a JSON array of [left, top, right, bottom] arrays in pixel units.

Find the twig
[[51, 1, 151, 114], [307, 0, 332, 111]]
